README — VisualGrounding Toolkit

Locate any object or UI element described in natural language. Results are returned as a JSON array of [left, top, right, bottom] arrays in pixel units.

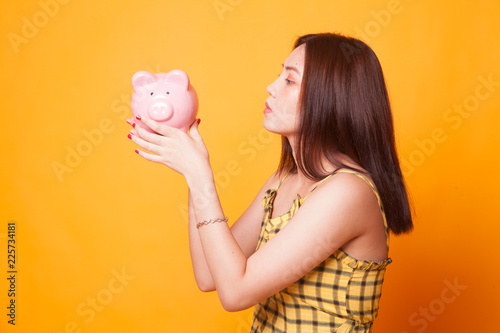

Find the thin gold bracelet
[[196, 217, 228, 229]]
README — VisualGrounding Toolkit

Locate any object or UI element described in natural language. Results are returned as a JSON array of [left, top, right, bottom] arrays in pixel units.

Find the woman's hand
[[126, 116, 210, 183]]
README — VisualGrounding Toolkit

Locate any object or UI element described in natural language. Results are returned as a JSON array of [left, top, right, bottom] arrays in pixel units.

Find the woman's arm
[[129, 117, 383, 312], [188, 173, 274, 292], [188, 189, 214, 291], [186, 164, 380, 312], [128, 117, 275, 293]]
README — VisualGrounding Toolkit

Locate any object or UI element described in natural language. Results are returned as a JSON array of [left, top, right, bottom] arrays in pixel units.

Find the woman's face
[[263, 44, 305, 141]]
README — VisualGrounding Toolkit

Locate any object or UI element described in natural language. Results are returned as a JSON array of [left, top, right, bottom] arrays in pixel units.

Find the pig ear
[[132, 71, 157, 90], [164, 70, 190, 89]]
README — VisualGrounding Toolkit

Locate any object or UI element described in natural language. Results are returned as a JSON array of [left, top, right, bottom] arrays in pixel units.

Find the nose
[[266, 78, 277, 97], [148, 102, 174, 122]]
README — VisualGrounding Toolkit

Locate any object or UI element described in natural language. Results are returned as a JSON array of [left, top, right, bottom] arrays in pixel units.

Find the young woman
[[127, 33, 413, 333]]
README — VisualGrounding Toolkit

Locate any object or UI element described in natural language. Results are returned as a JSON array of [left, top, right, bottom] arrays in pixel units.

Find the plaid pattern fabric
[[250, 170, 392, 333]]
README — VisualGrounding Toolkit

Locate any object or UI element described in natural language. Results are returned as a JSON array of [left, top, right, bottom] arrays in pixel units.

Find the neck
[[288, 135, 355, 182], [288, 137, 313, 185]]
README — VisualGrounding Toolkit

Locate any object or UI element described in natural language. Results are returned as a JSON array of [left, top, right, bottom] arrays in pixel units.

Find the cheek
[[279, 91, 300, 115]]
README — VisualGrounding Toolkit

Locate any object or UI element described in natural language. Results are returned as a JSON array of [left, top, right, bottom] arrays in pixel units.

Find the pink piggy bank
[[131, 69, 198, 133]]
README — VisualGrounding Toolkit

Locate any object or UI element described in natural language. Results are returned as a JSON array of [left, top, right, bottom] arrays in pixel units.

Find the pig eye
[[150, 92, 154, 96], [166, 91, 170, 95]]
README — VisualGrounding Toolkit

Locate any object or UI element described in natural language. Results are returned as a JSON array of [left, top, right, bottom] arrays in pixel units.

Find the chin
[[262, 119, 278, 134], [263, 124, 289, 138]]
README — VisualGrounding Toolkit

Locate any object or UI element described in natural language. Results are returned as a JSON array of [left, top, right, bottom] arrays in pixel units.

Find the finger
[[129, 128, 138, 136], [188, 118, 201, 139], [129, 132, 163, 155], [135, 148, 163, 164], [133, 121, 168, 146], [132, 117, 156, 134], [189, 118, 203, 141], [125, 118, 135, 127], [136, 115, 179, 138]]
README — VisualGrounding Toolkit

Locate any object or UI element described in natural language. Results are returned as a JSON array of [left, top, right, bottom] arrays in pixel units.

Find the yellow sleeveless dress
[[250, 169, 391, 333]]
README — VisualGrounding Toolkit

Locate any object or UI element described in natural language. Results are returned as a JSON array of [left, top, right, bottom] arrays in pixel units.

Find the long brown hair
[[277, 33, 413, 235]]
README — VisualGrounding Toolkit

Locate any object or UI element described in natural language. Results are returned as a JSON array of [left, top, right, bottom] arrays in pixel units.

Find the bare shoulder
[[303, 170, 383, 234], [311, 172, 376, 200], [321, 171, 378, 201], [262, 170, 284, 191]]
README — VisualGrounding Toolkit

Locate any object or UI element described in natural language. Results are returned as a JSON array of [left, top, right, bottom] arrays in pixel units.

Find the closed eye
[[285, 74, 295, 84]]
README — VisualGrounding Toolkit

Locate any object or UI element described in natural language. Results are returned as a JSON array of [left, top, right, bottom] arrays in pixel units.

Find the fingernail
[[197, 118, 201, 125], [136, 115, 142, 120], [127, 133, 132, 139], [135, 149, 140, 154], [132, 123, 136, 128]]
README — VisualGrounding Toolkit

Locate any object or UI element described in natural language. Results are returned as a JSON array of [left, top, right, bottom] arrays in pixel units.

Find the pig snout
[[148, 101, 174, 122]]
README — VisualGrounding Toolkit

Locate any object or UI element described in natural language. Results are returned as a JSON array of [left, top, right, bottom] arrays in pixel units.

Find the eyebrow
[[282, 63, 300, 75]]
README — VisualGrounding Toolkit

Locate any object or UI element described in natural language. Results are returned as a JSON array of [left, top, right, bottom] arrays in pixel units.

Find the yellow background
[[1, 0, 499, 332]]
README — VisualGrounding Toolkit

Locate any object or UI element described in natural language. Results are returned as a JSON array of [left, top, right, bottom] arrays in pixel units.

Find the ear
[[164, 69, 190, 89], [132, 71, 157, 90]]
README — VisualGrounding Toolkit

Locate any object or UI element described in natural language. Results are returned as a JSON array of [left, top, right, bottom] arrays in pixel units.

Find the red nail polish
[[135, 149, 139, 154], [127, 134, 132, 139], [197, 118, 201, 125], [132, 123, 136, 128], [136, 115, 142, 120]]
